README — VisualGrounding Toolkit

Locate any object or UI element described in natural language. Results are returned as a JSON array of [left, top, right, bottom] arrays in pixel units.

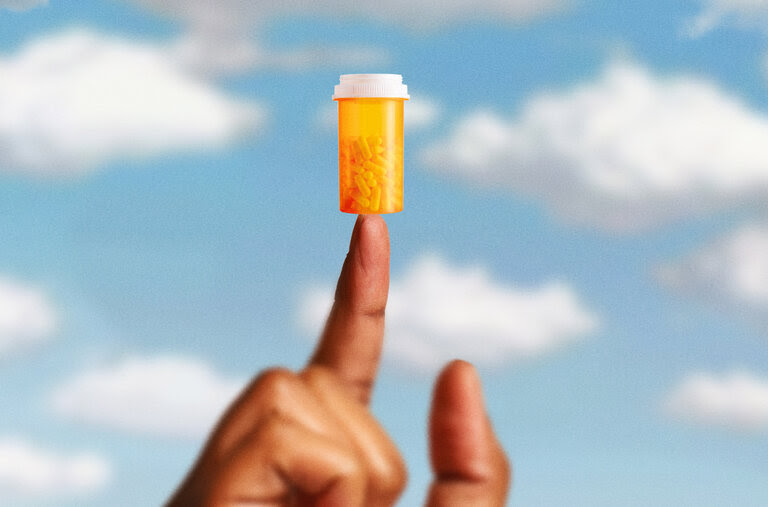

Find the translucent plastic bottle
[[333, 74, 409, 214]]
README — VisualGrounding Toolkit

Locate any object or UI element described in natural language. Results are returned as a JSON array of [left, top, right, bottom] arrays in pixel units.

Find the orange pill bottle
[[333, 74, 409, 214]]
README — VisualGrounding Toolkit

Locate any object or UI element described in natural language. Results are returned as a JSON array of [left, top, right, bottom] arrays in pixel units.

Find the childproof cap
[[333, 74, 410, 99]]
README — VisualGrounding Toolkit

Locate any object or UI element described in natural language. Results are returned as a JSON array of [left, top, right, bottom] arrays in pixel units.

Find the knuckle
[[207, 368, 298, 459], [256, 411, 292, 454], [301, 364, 330, 381], [349, 378, 374, 404], [236, 368, 298, 421], [371, 450, 408, 498], [333, 446, 367, 484], [303, 365, 372, 405], [301, 364, 338, 389], [253, 367, 297, 399], [260, 410, 289, 435], [358, 304, 386, 320]]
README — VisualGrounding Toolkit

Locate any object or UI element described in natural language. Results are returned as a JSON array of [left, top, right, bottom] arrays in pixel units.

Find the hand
[[167, 215, 511, 506]]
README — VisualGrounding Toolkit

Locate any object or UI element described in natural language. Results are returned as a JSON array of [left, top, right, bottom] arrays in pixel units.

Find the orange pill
[[353, 174, 370, 197], [370, 186, 381, 212]]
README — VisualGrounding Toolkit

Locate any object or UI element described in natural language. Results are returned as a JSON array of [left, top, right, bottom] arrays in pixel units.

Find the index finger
[[307, 214, 390, 405]]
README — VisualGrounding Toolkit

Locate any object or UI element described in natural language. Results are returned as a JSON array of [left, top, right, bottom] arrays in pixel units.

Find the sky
[[1, 0, 768, 505]]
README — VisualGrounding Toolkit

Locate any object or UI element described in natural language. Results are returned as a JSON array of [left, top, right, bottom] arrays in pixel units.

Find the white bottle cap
[[333, 74, 409, 99]]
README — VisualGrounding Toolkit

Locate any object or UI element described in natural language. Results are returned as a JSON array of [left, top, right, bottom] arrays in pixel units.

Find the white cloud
[[168, 35, 390, 75], [0, 0, 46, 11], [315, 96, 441, 133], [686, 0, 768, 37], [405, 98, 442, 130], [0, 276, 56, 358], [50, 356, 245, 438], [301, 254, 598, 372], [662, 371, 768, 431], [0, 29, 265, 176], [657, 225, 768, 321], [0, 437, 110, 498], [133, 0, 568, 31], [129, 0, 568, 73], [422, 60, 768, 232]]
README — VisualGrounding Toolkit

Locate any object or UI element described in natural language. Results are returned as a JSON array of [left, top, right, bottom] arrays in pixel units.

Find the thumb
[[427, 360, 511, 507]]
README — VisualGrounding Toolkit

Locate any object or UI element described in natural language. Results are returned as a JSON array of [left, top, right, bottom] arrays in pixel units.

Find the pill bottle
[[333, 74, 409, 214]]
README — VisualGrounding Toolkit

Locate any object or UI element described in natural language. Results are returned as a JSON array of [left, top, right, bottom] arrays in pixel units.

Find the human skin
[[167, 215, 511, 506]]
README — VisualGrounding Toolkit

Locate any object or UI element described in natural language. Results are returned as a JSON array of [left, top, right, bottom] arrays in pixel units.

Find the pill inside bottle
[[333, 74, 409, 214]]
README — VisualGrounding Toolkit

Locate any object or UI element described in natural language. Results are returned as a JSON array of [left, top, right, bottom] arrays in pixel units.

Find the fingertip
[[439, 359, 478, 379], [429, 360, 490, 479], [429, 361, 512, 504], [353, 214, 387, 237], [431, 362, 486, 447], [434, 360, 483, 408], [338, 214, 389, 297], [356, 214, 389, 263], [431, 360, 484, 425], [350, 215, 389, 296], [357, 213, 387, 233]]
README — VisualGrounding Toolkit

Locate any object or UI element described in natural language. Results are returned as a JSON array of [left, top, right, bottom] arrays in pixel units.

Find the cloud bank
[[301, 254, 597, 372], [686, 0, 768, 37], [0, 29, 264, 176], [658, 224, 768, 326], [0, 276, 56, 359], [422, 61, 768, 232], [662, 371, 768, 431], [0, 437, 110, 498], [129, 0, 568, 73], [167, 34, 390, 75], [50, 356, 245, 438], [132, 0, 569, 31], [0, 0, 46, 11]]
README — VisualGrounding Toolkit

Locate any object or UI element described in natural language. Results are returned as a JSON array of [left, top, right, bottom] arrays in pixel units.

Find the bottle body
[[336, 98, 404, 214]]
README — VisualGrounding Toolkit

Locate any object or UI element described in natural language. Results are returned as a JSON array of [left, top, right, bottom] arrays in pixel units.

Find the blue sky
[[1, 0, 768, 505]]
